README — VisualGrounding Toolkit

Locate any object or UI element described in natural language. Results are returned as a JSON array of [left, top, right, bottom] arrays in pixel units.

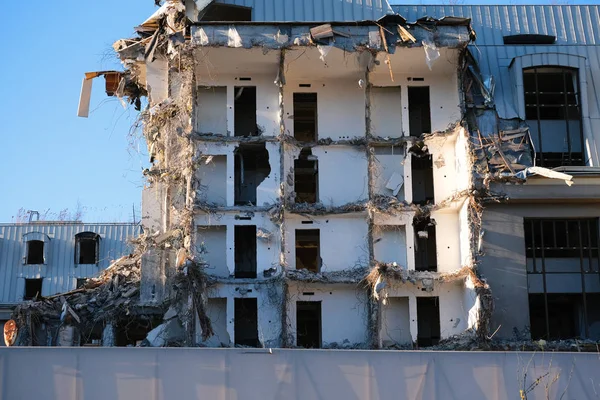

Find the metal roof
[[215, 0, 394, 22], [0, 223, 140, 304], [393, 4, 600, 130]]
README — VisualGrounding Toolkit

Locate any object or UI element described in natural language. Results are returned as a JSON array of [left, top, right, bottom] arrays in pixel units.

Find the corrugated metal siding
[[393, 4, 600, 137], [217, 0, 393, 22], [0, 223, 140, 303], [394, 5, 600, 46]]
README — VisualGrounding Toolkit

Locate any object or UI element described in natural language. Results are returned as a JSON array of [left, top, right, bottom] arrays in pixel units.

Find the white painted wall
[[371, 147, 406, 201], [195, 213, 281, 277], [197, 298, 230, 346], [458, 199, 472, 268], [196, 155, 227, 205], [381, 297, 412, 346], [195, 86, 227, 134], [426, 134, 458, 204], [194, 142, 281, 207], [287, 283, 368, 347], [196, 226, 228, 277], [146, 57, 169, 104], [283, 80, 366, 140], [285, 214, 369, 272], [431, 211, 461, 273], [311, 146, 368, 205], [373, 225, 407, 266], [370, 86, 403, 138]]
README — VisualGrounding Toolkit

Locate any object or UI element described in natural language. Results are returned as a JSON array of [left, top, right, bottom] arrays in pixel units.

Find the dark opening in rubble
[[414, 218, 437, 272], [294, 148, 318, 203], [116, 316, 160, 347], [417, 297, 440, 347], [76, 278, 87, 289], [234, 143, 271, 205], [75, 232, 99, 264], [234, 225, 257, 279], [234, 86, 258, 137], [411, 155, 434, 205], [26, 240, 44, 265], [24, 278, 43, 300], [234, 298, 259, 347], [295, 229, 320, 272], [294, 93, 318, 142], [408, 87, 431, 136], [81, 324, 103, 347], [529, 293, 600, 340], [200, 4, 252, 21], [297, 301, 322, 348]]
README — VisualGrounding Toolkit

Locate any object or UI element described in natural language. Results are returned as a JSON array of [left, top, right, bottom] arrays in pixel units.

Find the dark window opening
[[294, 148, 318, 203], [24, 278, 43, 300], [524, 67, 583, 167], [115, 316, 161, 347], [408, 86, 431, 137], [81, 323, 103, 347], [411, 155, 434, 205], [504, 34, 556, 45], [414, 218, 437, 272], [234, 225, 257, 279], [524, 218, 600, 340], [234, 143, 271, 205], [295, 229, 320, 272], [417, 297, 440, 347], [26, 240, 44, 265], [294, 93, 318, 142], [199, 4, 252, 22], [297, 301, 322, 348], [234, 86, 258, 137], [76, 278, 87, 289], [76, 232, 100, 264], [234, 298, 259, 347]]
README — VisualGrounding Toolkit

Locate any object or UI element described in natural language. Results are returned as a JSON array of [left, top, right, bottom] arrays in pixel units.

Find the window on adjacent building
[[26, 240, 44, 265], [75, 232, 100, 265], [524, 218, 600, 340], [524, 67, 584, 167], [24, 278, 43, 300]]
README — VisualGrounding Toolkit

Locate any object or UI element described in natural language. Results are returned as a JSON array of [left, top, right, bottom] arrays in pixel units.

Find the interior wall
[[196, 155, 227, 205], [373, 225, 407, 266], [196, 226, 228, 277], [195, 86, 228, 134], [370, 87, 403, 138], [285, 214, 369, 272], [430, 211, 461, 273], [381, 297, 411, 346], [371, 147, 406, 201], [287, 283, 368, 347], [196, 298, 230, 346]]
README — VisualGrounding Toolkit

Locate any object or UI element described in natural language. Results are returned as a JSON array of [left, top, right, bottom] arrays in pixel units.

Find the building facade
[[0, 222, 140, 338], [394, 4, 600, 341]]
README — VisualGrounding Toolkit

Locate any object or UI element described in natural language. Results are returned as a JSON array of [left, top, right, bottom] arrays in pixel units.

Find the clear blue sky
[[0, 0, 595, 223]]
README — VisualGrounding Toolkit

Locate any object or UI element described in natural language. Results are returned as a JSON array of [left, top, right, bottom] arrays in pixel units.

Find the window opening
[[295, 229, 320, 272], [417, 297, 440, 347], [414, 218, 437, 272], [294, 93, 317, 142], [234, 225, 257, 279], [296, 301, 322, 348], [199, 4, 252, 21], [24, 278, 43, 300], [524, 218, 600, 339], [408, 86, 431, 137], [75, 232, 99, 265], [26, 240, 44, 265], [294, 148, 318, 203], [234, 298, 259, 347], [524, 67, 584, 167], [234, 143, 271, 205], [76, 278, 87, 289], [234, 86, 257, 137], [411, 155, 434, 205]]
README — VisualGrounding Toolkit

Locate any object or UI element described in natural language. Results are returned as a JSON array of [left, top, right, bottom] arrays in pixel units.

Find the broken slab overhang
[[190, 22, 471, 51], [77, 71, 123, 118]]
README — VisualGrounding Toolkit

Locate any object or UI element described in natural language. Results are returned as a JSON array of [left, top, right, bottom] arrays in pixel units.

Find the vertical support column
[[102, 323, 116, 347], [408, 296, 418, 344], [401, 84, 410, 137], [227, 86, 235, 136], [227, 296, 235, 345]]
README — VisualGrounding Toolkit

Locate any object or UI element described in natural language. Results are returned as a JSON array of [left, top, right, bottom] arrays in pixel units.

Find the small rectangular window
[[234, 298, 259, 347], [295, 229, 320, 272], [293, 93, 318, 142], [24, 278, 43, 300], [296, 301, 322, 348], [408, 86, 431, 137], [26, 240, 44, 265]]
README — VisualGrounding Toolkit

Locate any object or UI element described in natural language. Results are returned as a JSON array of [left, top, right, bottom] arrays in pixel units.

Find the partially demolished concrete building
[[16, 1, 600, 349]]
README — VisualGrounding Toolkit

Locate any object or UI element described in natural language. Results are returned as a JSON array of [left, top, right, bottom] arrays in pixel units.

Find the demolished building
[[14, 1, 600, 349]]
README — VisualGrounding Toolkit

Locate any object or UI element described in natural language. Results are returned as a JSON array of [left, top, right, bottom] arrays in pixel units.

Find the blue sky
[[0, 0, 595, 222]]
